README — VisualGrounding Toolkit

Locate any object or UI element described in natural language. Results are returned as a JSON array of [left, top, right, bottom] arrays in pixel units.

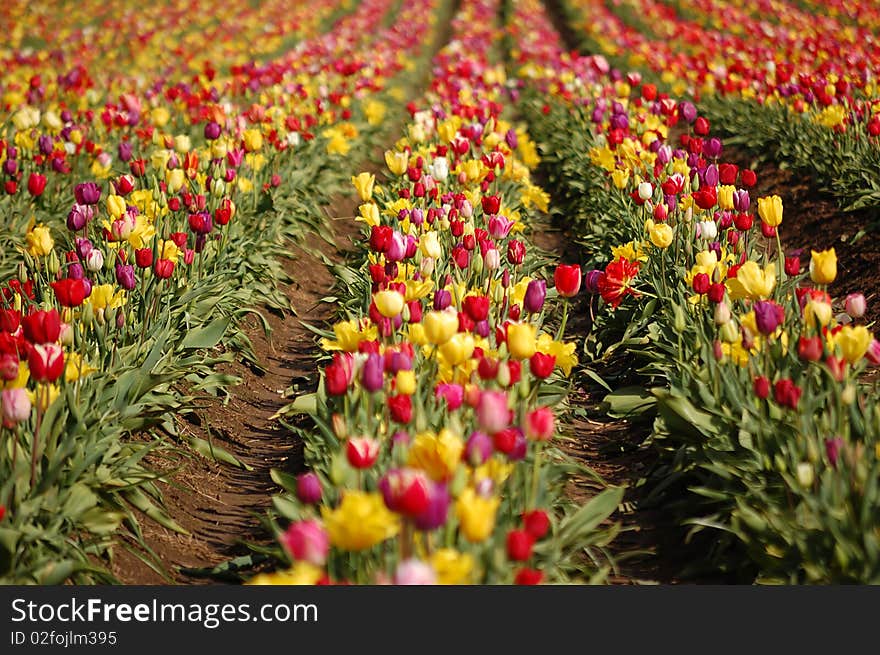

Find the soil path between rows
[[112, 208, 361, 584]]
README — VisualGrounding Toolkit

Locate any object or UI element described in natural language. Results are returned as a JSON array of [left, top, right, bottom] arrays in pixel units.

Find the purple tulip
[[75, 237, 94, 260], [433, 289, 452, 311], [74, 182, 101, 206], [825, 437, 843, 469], [204, 121, 221, 140], [505, 128, 518, 150], [361, 353, 384, 392], [704, 164, 719, 187], [413, 483, 450, 531], [704, 138, 723, 159], [3, 159, 17, 176], [754, 300, 784, 335], [679, 101, 698, 123], [115, 264, 136, 291], [296, 472, 322, 504], [523, 279, 547, 314], [465, 431, 493, 466], [474, 319, 490, 338], [584, 269, 603, 294], [733, 189, 751, 212], [66, 204, 93, 231], [118, 141, 133, 162], [38, 135, 54, 156], [68, 263, 84, 280]]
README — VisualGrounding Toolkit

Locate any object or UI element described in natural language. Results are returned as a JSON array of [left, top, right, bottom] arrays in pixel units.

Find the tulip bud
[[845, 293, 866, 319], [796, 462, 814, 488], [714, 302, 731, 325], [47, 250, 60, 275]]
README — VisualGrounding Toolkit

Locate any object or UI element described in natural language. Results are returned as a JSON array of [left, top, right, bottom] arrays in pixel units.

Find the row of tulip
[[251, 0, 622, 586], [511, 0, 880, 582], [0, 0, 443, 583], [557, 0, 880, 212]]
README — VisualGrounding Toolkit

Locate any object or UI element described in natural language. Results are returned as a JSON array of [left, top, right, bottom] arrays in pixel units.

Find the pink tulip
[[477, 390, 510, 434], [279, 519, 329, 566]]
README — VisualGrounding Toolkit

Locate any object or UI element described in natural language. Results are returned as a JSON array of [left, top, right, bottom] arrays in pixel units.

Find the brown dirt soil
[[110, 202, 362, 584]]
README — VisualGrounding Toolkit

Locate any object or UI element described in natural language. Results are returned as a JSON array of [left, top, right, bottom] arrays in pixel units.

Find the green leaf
[[602, 386, 658, 418], [180, 316, 231, 350], [184, 435, 252, 470]]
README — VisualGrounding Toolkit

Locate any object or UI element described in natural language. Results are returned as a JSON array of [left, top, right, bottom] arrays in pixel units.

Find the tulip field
[[0, 0, 878, 587]]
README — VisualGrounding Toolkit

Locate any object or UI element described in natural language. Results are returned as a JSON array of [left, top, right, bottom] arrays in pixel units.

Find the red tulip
[[773, 379, 802, 410], [481, 195, 501, 215], [692, 273, 710, 295], [379, 468, 431, 517], [529, 352, 556, 379], [154, 259, 175, 279], [753, 375, 770, 399], [554, 264, 582, 297], [522, 510, 550, 539], [28, 343, 64, 382], [27, 173, 47, 197], [514, 568, 543, 585], [51, 278, 89, 308], [21, 309, 61, 344], [0, 309, 20, 333], [525, 407, 555, 441], [388, 394, 412, 424], [135, 248, 153, 268], [462, 295, 489, 322], [506, 529, 535, 561], [797, 336, 823, 362], [346, 437, 380, 469]]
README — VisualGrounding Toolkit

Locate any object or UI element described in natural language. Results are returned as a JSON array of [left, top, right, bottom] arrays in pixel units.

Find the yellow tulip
[[645, 219, 673, 249], [805, 300, 833, 327], [384, 150, 408, 176], [242, 128, 263, 152], [247, 562, 323, 586], [150, 107, 170, 127], [25, 225, 54, 257], [439, 333, 475, 366], [89, 284, 125, 311], [420, 231, 442, 259], [423, 310, 458, 345], [717, 185, 735, 210], [836, 325, 872, 364], [352, 172, 375, 202], [611, 168, 630, 189], [809, 248, 837, 285], [408, 429, 464, 481], [456, 488, 500, 543], [395, 370, 416, 396], [173, 134, 191, 153], [106, 194, 127, 219], [408, 323, 428, 346], [165, 169, 185, 193], [320, 319, 377, 352], [726, 261, 776, 300], [321, 491, 399, 551], [757, 195, 783, 227], [373, 290, 404, 318], [506, 322, 537, 360], [357, 203, 380, 227], [362, 99, 385, 126], [430, 549, 474, 585]]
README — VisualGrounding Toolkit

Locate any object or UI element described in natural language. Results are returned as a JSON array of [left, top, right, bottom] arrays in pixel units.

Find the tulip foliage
[[512, 0, 880, 582], [256, 0, 622, 586]]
